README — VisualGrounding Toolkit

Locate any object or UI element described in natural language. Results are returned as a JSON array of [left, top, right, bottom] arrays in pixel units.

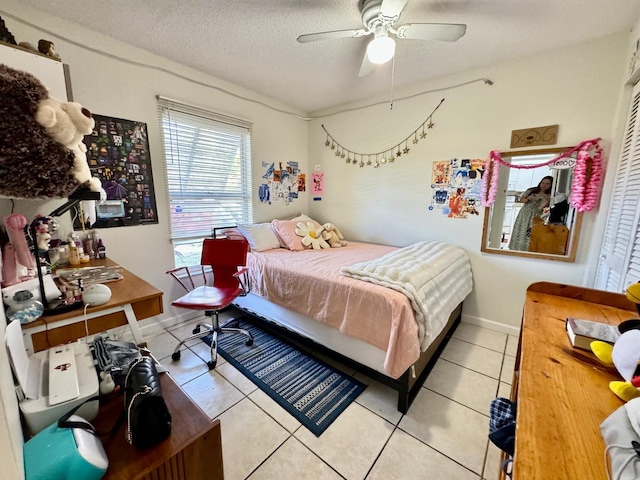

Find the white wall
[[0, 2, 310, 476], [0, 2, 638, 475], [308, 32, 631, 332], [0, 1, 310, 325], [584, 18, 640, 287]]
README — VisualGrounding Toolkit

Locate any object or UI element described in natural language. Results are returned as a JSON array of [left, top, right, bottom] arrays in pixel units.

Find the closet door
[[595, 81, 640, 290]]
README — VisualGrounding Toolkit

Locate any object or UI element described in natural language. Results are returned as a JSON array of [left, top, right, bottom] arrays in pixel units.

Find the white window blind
[[594, 81, 640, 291], [157, 96, 253, 266]]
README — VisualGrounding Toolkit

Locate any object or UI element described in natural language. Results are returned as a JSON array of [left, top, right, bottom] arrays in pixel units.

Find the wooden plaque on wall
[[510, 124, 558, 148]]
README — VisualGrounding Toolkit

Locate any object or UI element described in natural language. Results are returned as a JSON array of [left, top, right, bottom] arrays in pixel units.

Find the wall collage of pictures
[[76, 115, 158, 229]]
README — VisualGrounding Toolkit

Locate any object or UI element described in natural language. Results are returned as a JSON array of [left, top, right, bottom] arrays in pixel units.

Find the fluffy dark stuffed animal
[[0, 64, 79, 198]]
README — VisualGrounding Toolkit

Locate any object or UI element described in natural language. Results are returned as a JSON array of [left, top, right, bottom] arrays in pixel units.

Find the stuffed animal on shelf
[[294, 221, 330, 250], [320, 223, 347, 248], [0, 64, 100, 197], [34, 96, 101, 191], [37, 39, 61, 61]]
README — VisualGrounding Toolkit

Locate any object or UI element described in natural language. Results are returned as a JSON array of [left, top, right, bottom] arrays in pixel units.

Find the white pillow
[[290, 213, 315, 223], [237, 223, 281, 252]]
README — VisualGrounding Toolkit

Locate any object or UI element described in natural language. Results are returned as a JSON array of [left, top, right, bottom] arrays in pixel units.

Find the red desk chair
[[167, 238, 253, 370]]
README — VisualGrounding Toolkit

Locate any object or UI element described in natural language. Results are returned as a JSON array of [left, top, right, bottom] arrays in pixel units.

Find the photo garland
[[76, 114, 158, 228]]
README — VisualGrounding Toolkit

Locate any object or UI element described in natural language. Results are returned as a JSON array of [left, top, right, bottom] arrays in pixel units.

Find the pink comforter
[[246, 242, 421, 378]]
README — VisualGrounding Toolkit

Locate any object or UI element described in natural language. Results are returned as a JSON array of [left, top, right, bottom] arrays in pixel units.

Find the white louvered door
[[595, 81, 640, 291]]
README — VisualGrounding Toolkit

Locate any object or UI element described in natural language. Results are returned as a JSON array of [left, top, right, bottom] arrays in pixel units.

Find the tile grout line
[[157, 322, 506, 479]]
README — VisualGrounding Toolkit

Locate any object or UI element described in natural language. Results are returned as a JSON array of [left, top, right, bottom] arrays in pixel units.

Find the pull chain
[[389, 56, 396, 110]]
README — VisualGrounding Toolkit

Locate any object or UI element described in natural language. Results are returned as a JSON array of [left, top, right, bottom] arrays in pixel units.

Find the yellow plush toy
[[591, 282, 640, 402]]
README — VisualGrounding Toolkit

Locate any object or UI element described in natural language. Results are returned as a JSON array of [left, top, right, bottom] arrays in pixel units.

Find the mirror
[[480, 146, 583, 262]]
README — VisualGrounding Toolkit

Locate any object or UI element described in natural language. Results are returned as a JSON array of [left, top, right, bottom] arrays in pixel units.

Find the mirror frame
[[480, 146, 583, 262]]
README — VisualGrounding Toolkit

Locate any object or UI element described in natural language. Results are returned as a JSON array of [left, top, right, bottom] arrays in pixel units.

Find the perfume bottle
[[96, 238, 106, 259]]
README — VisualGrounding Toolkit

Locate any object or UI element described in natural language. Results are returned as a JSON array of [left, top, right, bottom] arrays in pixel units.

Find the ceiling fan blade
[[394, 23, 467, 42], [358, 50, 375, 77], [379, 0, 408, 21], [297, 28, 369, 43]]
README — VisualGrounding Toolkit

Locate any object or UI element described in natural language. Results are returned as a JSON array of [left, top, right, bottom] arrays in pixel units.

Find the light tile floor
[[139, 309, 518, 480]]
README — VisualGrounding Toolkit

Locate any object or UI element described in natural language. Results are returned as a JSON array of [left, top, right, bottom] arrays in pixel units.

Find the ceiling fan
[[297, 0, 467, 77]]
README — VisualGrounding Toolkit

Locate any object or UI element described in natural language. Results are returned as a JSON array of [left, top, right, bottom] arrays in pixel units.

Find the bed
[[231, 239, 473, 413]]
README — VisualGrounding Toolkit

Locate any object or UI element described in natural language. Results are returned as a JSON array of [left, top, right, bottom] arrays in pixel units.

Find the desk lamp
[[30, 188, 102, 316]]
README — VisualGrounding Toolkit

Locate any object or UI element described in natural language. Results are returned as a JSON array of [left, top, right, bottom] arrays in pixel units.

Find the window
[[594, 81, 640, 291], [158, 97, 253, 267]]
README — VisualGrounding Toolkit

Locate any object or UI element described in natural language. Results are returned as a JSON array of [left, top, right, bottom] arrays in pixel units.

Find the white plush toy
[[295, 222, 330, 250], [34, 98, 102, 191], [320, 223, 347, 248]]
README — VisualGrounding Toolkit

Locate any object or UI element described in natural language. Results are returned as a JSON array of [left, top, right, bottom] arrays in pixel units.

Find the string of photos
[[321, 98, 445, 168]]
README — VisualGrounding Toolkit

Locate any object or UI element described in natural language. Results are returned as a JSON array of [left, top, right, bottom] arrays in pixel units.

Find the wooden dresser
[[93, 373, 223, 480], [510, 282, 638, 480], [528, 224, 569, 255]]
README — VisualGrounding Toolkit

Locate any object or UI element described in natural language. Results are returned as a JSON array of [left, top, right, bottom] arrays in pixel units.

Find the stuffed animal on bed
[[320, 223, 347, 248], [0, 64, 100, 197], [295, 221, 330, 250]]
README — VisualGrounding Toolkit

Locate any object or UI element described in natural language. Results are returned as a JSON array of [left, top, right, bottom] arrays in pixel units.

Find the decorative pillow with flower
[[295, 222, 330, 250], [271, 219, 320, 250]]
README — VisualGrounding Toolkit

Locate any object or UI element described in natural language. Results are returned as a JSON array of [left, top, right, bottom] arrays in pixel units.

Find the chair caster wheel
[[172, 351, 181, 361], [246, 338, 253, 347], [192, 326, 201, 335], [207, 361, 216, 370]]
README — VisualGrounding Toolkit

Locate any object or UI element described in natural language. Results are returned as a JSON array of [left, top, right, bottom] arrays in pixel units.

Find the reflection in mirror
[[481, 147, 583, 262]]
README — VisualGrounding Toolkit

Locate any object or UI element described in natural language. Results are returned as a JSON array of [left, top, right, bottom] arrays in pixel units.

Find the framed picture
[[76, 114, 158, 228]]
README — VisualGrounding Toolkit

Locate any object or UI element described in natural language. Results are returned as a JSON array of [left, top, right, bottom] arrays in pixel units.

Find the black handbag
[[124, 356, 172, 449]]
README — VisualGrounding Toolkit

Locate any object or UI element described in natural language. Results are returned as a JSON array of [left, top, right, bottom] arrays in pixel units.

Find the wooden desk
[[93, 373, 224, 480], [512, 282, 638, 480], [21, 258, 163, 353]]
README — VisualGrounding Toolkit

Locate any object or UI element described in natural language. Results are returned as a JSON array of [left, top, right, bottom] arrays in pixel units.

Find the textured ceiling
[[13, 0, 640, 112]]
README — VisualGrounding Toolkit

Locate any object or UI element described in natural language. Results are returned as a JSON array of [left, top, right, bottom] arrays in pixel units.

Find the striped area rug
[[203, 318, 366, 436]]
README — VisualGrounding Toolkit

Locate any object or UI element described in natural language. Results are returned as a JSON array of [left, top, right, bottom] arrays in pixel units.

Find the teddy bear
[[34, 96, 102, 192], [0, 64, 100, 197], [320, 223, 347, 248]]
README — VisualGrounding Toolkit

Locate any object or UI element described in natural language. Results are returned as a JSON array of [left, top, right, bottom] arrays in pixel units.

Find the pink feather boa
[[480, 138, 603, 212]]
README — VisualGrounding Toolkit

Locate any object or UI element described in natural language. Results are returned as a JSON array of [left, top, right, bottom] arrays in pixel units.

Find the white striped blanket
[[341, 241, 473, 350]]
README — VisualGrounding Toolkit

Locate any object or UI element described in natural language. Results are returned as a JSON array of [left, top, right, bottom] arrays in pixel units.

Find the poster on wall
[[311, 172, 324, 195], [259, 161, 305, 206], [76, 115, 158, 229], [429, 158, 484, 218]]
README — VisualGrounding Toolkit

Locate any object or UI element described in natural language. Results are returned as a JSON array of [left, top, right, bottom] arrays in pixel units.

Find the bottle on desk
[[68, 245, 81, 266], [96, 237, 106, 259], [69, 232, 82, 248], [83, 236, 95, 259]]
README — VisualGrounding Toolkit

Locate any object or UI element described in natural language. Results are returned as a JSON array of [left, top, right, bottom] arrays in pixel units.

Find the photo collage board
[[429, 158, 485, 218], [77, 114, 158, 228], [259, 161, 306, 206]]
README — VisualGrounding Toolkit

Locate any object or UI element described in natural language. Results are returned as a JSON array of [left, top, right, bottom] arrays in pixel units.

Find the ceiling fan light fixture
[[366, 35, 395, 64]]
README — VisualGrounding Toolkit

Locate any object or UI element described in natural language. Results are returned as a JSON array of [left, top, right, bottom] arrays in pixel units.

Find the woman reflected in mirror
[[508, 175, 553, 251]]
